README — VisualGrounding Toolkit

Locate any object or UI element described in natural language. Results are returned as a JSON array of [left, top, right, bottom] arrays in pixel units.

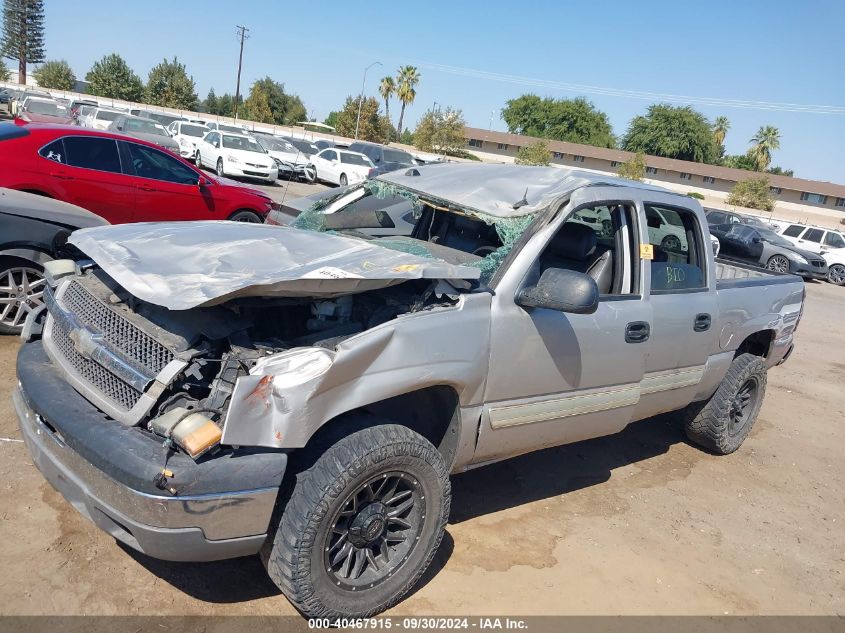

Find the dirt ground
[[0, 280, 843, 617]]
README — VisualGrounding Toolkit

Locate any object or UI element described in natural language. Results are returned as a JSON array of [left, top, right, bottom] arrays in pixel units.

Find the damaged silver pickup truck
[[14, 164, 804, 618]]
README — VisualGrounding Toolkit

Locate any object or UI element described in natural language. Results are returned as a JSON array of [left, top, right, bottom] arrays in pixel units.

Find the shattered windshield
[[291, 180, 539, 285]]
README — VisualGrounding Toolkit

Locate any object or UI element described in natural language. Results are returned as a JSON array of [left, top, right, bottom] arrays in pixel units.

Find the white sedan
[[166, 120, 210, 159], [307, 148, 374, 186], [195, 131, 278, 183]]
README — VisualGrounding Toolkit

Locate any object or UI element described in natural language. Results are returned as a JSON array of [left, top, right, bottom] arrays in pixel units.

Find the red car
[[0, 122, 275, 224]]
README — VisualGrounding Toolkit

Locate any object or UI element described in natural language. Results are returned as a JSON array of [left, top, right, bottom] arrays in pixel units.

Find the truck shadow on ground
[[122, 411, 686, 604]]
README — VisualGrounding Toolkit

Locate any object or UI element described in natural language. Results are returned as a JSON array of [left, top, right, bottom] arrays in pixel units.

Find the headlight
[[789, 253, 808, 264], [251, 348, 335, 389], [227, 154, 240, 163]]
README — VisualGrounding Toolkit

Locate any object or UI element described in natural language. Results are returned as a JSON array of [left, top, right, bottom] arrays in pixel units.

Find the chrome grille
[[50, 315, 143, 412], [61, 280, 174, 374]]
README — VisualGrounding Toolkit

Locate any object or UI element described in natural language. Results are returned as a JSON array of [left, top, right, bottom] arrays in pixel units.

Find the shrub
[[515, 140, 550, 166], [727, 177, 774, 212], [686, 191, 705, 200], [617, 152, 646, 181]]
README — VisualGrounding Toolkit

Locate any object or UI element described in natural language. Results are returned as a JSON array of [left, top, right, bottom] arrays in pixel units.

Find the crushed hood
[[69, 221, 480, 310]]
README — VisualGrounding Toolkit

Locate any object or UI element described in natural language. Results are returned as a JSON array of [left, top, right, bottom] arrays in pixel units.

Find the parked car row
[[0, 122, 277, 227], [703, 208, 841, 284]]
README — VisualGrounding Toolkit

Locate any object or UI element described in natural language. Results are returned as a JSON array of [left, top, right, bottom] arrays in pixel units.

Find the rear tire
[[0, 256, 46, 335], [216, 158, 225, 178], [263, 424, 450, 618], [195, 151, 202, 168], [683, 353, 767, 455]]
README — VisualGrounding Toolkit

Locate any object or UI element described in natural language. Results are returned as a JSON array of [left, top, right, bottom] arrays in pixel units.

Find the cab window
[[535, 204, 638, 296], [645, 204, 706, 293], [803, 228, 824, 243], [125, 143, 199, 185], [782, 224, 805, 238], [63, 137, 122, 173]]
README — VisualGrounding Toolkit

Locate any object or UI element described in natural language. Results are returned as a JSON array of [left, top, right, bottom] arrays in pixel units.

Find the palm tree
[[379, 76, 395, 142], [713, 116, 730, 147], [749, 125, 781, 171], [395, 65, 420, 138]]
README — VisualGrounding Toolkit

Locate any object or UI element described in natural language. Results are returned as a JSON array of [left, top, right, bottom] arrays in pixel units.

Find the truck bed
[[715, 259, 799, 289]]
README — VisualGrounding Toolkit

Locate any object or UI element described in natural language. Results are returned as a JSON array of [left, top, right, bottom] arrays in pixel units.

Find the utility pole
[[354, 61, 382, 140], [233, 25, 250, 121]]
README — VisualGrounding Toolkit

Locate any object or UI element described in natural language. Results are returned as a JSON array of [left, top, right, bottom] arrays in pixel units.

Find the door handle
[[49, 171, 73, 180], [625, 321, 650, 344], [136, 184, 156, 192], [694, 313, 712, 332]]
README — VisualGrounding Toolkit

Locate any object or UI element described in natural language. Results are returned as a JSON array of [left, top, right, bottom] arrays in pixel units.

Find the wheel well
[[302, 386, 461, 467], [735, 329, 775, 358], [21, 189, 52, 198]]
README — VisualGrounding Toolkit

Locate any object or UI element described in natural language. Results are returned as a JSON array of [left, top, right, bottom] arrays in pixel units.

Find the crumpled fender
[[220, 295, 492, 448]]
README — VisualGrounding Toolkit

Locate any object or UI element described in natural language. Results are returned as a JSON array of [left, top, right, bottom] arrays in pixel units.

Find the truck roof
[[377, 163, 676, 218]]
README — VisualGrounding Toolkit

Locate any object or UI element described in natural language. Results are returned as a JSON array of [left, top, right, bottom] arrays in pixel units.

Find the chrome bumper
[[14, 385, 278, 561]]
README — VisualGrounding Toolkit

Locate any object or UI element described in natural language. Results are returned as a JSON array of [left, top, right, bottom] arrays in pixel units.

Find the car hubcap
[[768, 256, 788, 273], [728, 378, 758, 437], [325, 472, 423, 590], [830, 265, 845, 285], [0, 267, 45, 329]]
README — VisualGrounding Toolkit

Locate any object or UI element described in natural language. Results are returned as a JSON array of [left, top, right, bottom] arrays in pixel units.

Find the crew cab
[[13, 165, 804, 619], [0, 123, 275, 224]]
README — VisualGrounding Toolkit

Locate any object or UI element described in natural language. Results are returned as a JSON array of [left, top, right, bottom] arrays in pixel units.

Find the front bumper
[[14, 341, 287, 562], [792, 262, 828, 280], [226, 163, 278, 182]]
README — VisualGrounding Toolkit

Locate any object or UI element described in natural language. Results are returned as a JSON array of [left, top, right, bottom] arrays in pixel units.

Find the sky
[[41, 0, 845, 183]]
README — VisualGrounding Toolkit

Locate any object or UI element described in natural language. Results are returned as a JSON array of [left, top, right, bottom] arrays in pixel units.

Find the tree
[[400, 129, 414, 145], [323, 111, 338, 129], [145, 57, 198, 109], [214, 93, 240, 118], [378, 76, 395, 141], [413, 107, 467, 155], [203, 88, 218, 114], [721, 153, 758, 171], [713, 116, 730, 147], [335, 95, 384, 142], [248, 76, 307, 125], [502, 95, 616, 148], [242, 84, 273, 123], [727, 176, 774, 212], [33, 59, 75, 90], [616, 152, 646, 181], [766, 165, 794, 177], [1, 0, 45, 83], [515, 140, 551, 166], [748, 125, 781, 172], [0, 58, 10, 81], [395, 65, 420, 137], [622, 104, 719, 164], [85, 53, 144, 101]]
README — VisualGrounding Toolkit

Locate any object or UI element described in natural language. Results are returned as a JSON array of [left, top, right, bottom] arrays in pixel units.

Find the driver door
[[473, 189, 652, 464]]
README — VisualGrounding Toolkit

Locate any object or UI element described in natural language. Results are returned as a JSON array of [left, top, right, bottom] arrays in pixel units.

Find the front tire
[[264, 424, 450, 618], [828, 263, 845, 286], [683, 353, 767, 455], [766, 255, 790, 274], [195, 151, 202, 168], [0, 257, 46, 335], [339, 173, 348, 186], [228, 210, 262, 223]]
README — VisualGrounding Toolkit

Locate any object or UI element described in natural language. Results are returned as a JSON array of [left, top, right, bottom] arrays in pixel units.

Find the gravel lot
[[0, 272, 842, 616]]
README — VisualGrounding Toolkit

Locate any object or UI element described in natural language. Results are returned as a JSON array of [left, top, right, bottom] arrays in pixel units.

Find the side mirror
[[752, 236, 762, 244], [516, 267, 599, 315]]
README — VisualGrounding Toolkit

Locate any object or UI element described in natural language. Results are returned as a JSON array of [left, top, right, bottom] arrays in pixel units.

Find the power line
[[414, 61, 845, 115], [233, 25, 250, 121]]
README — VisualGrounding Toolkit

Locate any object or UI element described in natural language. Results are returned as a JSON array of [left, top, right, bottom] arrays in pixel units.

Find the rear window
[[340, 153, 369, 166], [96, 110, 120, 121], [0, 122, 30, 141], [181, 124, 207, 138], [383, 148, 413, 163], [39, 139, 66, 163], [803, 228, 824, 243], [782, 224, 805, 237]]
